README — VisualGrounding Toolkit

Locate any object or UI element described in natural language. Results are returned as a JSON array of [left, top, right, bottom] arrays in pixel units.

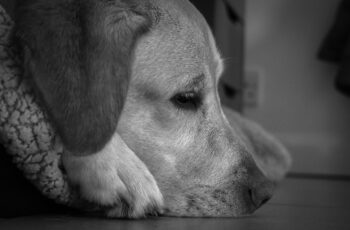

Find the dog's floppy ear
[[222, 107, 291, 181], [15, 0, 153, 154]]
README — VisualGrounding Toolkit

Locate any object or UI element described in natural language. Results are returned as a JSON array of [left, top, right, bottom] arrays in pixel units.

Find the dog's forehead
[[133, 0, 222, 87], [157, 0, 222, 67]]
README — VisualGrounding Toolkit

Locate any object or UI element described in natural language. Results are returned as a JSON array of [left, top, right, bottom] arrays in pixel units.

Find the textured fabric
[[0, 5, 79, 208]]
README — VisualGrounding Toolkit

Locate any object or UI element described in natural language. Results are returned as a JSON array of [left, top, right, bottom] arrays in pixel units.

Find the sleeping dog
[[11, 0, 291, 217]]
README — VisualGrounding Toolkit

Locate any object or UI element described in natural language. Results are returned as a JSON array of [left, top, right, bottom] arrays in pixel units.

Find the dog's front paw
[[62, 134, 163, 218]]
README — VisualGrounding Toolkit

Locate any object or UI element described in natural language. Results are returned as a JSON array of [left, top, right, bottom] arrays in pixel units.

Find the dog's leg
[[63, 133, 163, 218]]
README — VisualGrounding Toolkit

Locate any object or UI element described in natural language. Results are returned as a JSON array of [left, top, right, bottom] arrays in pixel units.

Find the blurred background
[[190, 0, 350, 177]]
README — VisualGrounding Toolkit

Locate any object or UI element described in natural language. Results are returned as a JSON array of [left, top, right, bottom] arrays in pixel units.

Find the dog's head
[[116, 0, 278, 217], [16, 0, 290, 217]]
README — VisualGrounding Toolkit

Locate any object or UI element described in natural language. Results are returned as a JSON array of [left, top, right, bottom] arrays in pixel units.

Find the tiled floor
[[1, 177, 350, 230]]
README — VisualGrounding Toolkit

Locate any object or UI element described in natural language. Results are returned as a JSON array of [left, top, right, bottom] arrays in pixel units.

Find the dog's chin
[[159, 184, 258, 217]]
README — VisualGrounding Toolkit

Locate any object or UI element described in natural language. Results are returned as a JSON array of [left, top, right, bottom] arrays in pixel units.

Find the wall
[[215, 0, 245, 111], [244, 0, 350, 175]]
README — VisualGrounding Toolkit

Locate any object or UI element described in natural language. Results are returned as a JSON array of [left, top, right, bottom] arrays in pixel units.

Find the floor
[[1, 177, 350, 230]]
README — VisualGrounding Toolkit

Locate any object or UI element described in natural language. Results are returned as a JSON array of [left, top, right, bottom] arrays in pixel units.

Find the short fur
[[9, 0, 292, 218]]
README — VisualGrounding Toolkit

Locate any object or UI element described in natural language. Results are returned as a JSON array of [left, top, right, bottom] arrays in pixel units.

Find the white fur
[[62, 133, 164, 218]]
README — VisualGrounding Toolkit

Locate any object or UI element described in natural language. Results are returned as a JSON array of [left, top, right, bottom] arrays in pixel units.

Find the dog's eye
[[171, 92, 201, 110]]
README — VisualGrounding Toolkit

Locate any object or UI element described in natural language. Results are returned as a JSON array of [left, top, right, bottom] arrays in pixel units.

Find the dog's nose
[[240, 155, 275, 210], [248, 184, 273, 209]]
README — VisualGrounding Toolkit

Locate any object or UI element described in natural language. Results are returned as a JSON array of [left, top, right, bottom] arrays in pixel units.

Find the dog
[[10, 0, 291, 217]]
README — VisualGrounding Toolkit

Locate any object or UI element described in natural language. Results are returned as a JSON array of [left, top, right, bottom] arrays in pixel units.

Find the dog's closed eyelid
[[171, 91, 202, 111]]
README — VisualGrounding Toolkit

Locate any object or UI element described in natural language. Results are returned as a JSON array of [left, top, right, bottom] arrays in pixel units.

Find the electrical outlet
[[243, 69, 263, 107]]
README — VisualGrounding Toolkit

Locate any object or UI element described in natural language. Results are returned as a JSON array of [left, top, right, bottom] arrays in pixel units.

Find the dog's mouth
[[160, 182, 271, 217]]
